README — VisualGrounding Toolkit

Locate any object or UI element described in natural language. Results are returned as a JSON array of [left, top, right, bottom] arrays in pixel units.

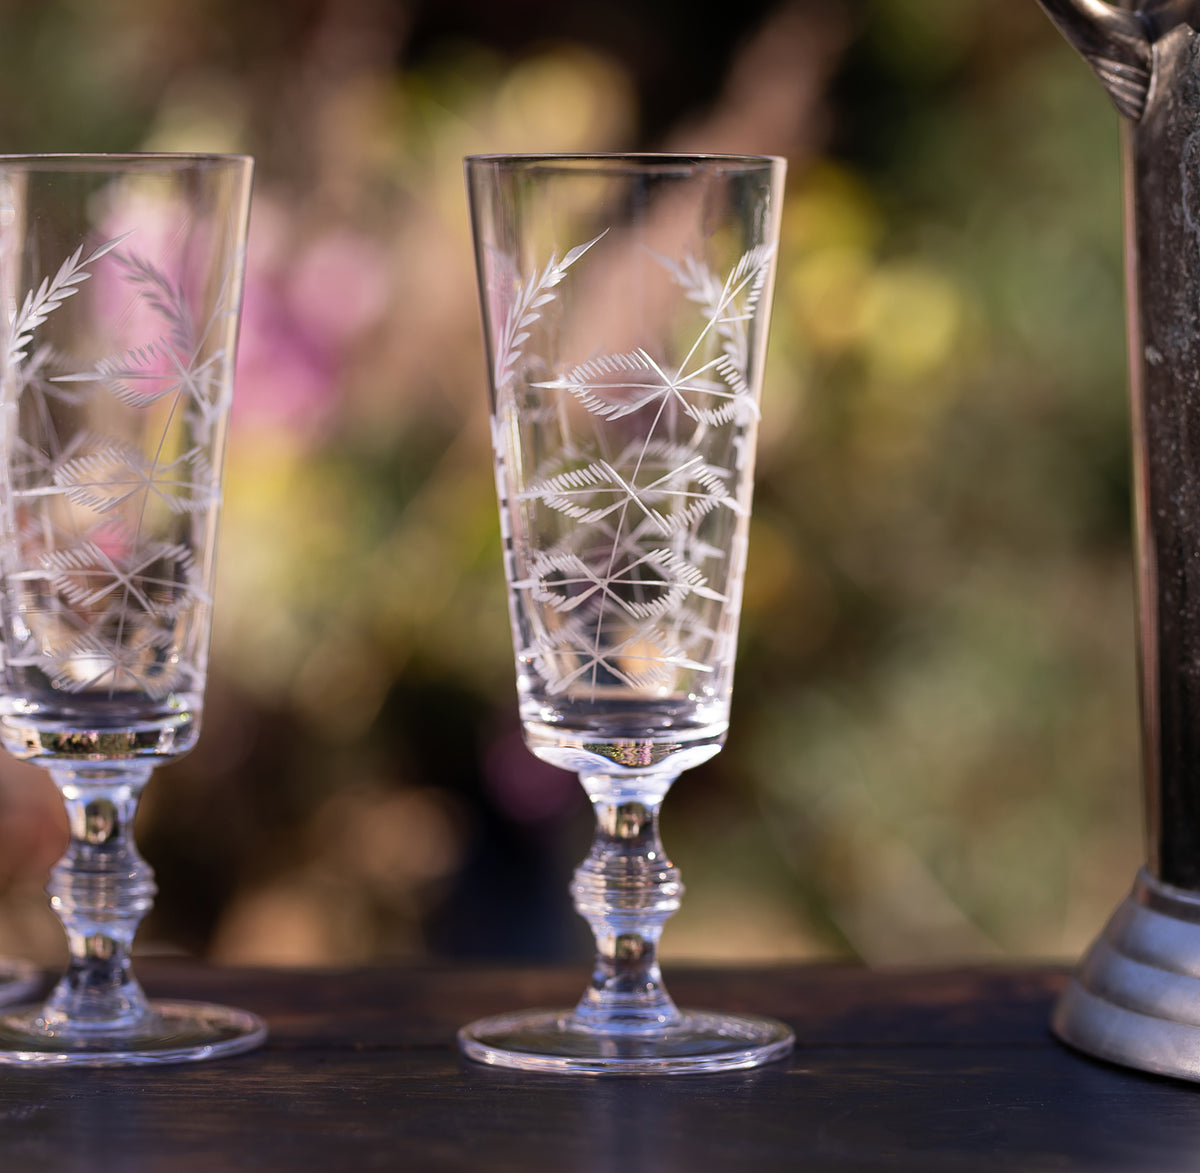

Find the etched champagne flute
[[460, 154, 793, 1074], [0, 154, 265, 1064]]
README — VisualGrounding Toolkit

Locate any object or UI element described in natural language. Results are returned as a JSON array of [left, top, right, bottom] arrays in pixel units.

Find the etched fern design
[[54, 442, 215, 516], [52, 246, 236, 441], [115, 252, 196, 354], [4, 234, 130, 380], [657, 244, 773, 383], [41, 540, 198, 615], [48, 622, 183, 699], [495, 234, 772, 697], [2, 229, 235, 705], [521, 623, 712, 696], [492, 232, 606, 395], [520, 442, 739, 536], [517, 546, 722, 622]]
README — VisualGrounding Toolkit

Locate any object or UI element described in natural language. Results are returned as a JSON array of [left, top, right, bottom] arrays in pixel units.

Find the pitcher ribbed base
[[1053, 869, 1200, 1082]]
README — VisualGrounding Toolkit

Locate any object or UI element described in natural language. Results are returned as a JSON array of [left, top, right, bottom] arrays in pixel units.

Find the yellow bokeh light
[[492, 47, 634, 153], [787, 246, 873, 354], [860, 261, 963, 383]]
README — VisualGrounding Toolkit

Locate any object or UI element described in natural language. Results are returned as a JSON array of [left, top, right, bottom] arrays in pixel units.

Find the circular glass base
[[459, 1008, 794, 1075], [0, 1000, 267, 1067], [0, 960, 40, 1007]]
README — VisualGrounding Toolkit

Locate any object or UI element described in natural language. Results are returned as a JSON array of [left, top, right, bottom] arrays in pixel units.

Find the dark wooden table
[[1, 962, 1198, 1171]]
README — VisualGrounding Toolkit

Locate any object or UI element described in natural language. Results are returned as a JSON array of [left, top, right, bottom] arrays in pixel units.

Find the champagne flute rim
[[0, 152, 254, 171], [464, 151, 784, 174]]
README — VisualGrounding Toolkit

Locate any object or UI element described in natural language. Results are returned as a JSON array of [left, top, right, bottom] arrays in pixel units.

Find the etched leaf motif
[[493, 228, 775, 706], [658, 243, 775, 383], [5, 343, 85, 408], [54, 442, 215, 515], [48, 622, 181, 699], [516, 545, 722, 622], [493, 231, 606, 395], [0, 222, 243, 709], [520, 442, 737, 536], [516, 550, 599, 615], [54, 340, 192, 406], [10, 424, 94, 493], [658, 606, 720, 659], [49, 246, 235, 442], [534, 350, 665, 420], [538, 346, 750, 426], [521, 623, 711, 695], [571, 511, 676, 571], [41, 538, 198, 615], [115, 252, 195, 353], [4, 233, 131, 379]]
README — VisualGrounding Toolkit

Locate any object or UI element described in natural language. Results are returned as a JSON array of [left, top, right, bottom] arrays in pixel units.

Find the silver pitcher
[[1040, 0, 1200, 1081]]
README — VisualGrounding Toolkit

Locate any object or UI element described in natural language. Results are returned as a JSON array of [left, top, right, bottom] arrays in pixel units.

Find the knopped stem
[[41, 764, 157, 1035], [570, 772, 683, 1032]]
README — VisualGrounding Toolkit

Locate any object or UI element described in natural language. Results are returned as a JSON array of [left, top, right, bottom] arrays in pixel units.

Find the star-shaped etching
[[514, 545, 724, 622], [520, 441, 738, 537], [52, 341, 227, 411], [53, 441, 216, 515], [38, 536, 202, 617], [47, 619, 182, 700], [535, 348, 748, 426], [521, 622, 712, 695]]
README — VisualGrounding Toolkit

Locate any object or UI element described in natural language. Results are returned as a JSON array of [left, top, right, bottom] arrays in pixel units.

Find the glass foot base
[[459, 1008, 794, 1075], [0, 960, 40, 1007], [0, 999, 268, 1067]]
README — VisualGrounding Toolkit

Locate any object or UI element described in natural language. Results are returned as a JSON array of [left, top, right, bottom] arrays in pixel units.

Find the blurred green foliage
[[0, 0, 1144, 966]]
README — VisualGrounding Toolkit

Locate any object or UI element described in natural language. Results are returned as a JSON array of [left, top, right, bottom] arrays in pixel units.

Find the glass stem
[[570, 772, 684, 1032], [42, 764, 157, 1033]]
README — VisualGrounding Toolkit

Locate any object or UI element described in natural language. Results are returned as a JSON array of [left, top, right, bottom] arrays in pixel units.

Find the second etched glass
[[460, 153, 792, 1074]]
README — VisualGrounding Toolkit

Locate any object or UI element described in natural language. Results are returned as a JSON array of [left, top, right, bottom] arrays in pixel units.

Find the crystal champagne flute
[[460, 153, 793, 1074], [0, 153, 265, 1064]]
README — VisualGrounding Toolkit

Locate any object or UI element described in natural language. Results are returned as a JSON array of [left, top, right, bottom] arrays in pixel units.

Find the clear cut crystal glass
[[460, 153, 793, 1074], [0, 154, 265, 1065]]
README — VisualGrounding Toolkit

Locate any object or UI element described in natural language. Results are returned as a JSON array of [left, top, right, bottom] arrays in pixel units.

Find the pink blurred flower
[[288, 229, 389, 349], [233, 269, 339, 439], [233, 200, 389, 442]]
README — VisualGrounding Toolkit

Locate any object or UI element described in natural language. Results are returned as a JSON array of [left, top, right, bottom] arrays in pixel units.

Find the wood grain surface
[[0, 962, 1194, 1172]]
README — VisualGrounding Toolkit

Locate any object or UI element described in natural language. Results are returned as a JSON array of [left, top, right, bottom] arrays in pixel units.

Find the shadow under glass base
[[459, 1009, 794, 1075], [0, 1000, 267, 1067]]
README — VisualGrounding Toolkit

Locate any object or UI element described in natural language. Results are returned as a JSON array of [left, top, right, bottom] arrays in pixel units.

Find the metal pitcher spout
[[1039, 0, 1153, 118]]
